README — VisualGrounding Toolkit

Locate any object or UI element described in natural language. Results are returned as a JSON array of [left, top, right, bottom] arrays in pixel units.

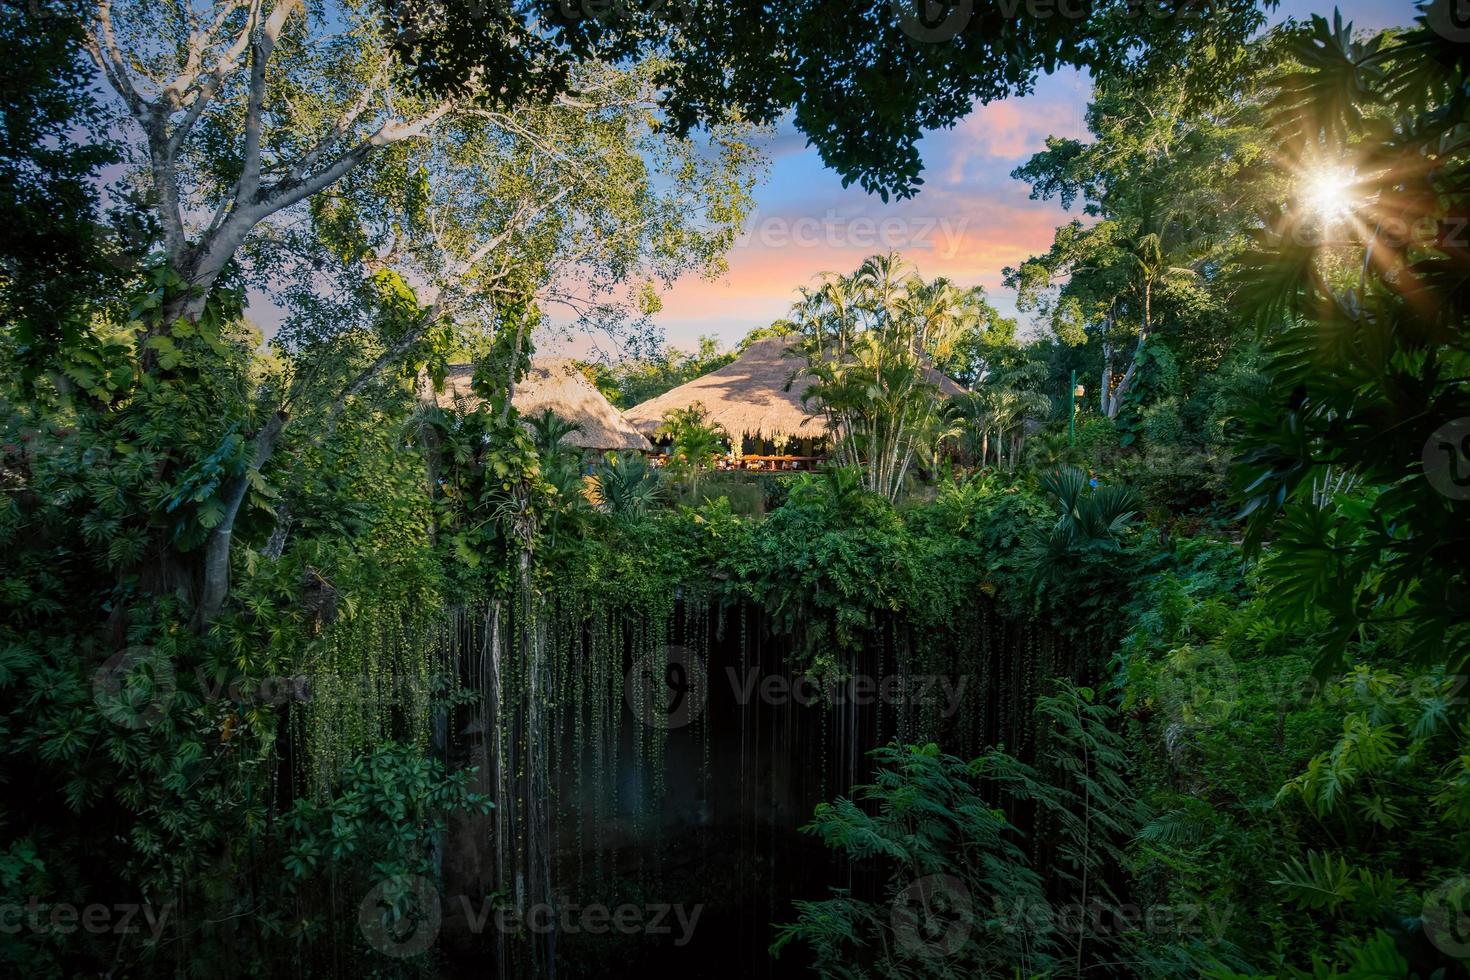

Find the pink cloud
[[643, 195, 1068, 349], [934, 73, 1091, 184]]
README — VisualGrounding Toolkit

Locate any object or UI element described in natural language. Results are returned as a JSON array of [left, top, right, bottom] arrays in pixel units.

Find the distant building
[[437, 359, 650, 452], [623, 337, 965, 460]]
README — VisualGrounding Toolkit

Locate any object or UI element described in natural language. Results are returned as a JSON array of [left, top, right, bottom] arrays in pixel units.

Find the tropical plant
[[951, 356, 1054, 469], [1232, 6, 1470, 672], [586, 450, 663, 518], [770, 741, 1058, 979], [774, 684, 1148, 979], [656, 403, 727, 499], [1040, 467, 1141, 552], [282, 743, 493, 969], [791, 254, 969, 500]]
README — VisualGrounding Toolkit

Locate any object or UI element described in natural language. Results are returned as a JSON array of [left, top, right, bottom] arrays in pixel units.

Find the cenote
[[6, 3, 1468, 977], [426, 594, 1083, 977]]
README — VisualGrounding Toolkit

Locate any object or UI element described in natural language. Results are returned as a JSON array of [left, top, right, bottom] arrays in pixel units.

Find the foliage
[[0, 0, 127, 388], [586, 451, 664, 519], [1115, 535, 1470, 978], [656, 403, 727, 497], [775, 683, 1150, 979], [391, 0, 1267, 199], [3, 3, 1467, 978], [281, 744, 493, 971], [770, 741, 1056, 978], [1232, 8, 1470, 673], [790, 254, 970, 500], [950, 353, 1053, 470]]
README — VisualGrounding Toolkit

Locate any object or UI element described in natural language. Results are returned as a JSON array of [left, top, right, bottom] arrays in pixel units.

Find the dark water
[[441, 601, 1054, 977]]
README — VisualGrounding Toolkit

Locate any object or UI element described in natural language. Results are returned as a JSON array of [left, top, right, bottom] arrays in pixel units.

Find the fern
[[1270, 851, 1357, 911]]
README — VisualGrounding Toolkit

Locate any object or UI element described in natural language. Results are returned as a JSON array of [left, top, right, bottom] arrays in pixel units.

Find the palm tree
[[1039, 467, 1140, 551], [586, 451, 663, 518], [526, 408, 581, 459], [656, 403, 727, 499], [789, 254, 969, 500]]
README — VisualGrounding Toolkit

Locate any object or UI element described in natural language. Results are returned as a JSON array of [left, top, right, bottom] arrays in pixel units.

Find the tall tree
[[45, 0, 756, 624], [1006, 44, 1280, 419]]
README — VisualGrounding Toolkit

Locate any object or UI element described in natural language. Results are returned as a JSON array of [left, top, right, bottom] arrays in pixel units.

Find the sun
[[1301, 168, 1356, 222]]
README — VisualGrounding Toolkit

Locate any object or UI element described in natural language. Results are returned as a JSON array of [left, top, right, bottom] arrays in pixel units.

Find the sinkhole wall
[[429, 590, 1103, 977]]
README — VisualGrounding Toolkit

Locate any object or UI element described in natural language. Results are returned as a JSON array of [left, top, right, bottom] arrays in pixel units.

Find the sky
[[542, 0, 1418, 361]]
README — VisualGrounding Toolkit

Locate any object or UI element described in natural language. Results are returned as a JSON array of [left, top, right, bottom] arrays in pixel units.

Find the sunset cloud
[[573, 70, 1096, 356], [550, 1, 1404, 362]]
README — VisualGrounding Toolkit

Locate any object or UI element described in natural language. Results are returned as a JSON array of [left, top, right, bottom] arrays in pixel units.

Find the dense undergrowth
[[4, 1, 1469, 977]]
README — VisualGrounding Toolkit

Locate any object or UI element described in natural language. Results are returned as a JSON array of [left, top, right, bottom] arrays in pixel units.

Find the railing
[[717, 455, 824, 472], [646, 454, 826, 472]]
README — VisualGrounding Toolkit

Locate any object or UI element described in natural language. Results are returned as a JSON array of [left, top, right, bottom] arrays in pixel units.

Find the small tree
[[790, 254, 965, 500], [656, 403, 726, 500]]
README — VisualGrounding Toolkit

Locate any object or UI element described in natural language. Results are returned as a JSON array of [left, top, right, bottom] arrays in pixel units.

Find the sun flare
[[1301, 168, 1356, 222]]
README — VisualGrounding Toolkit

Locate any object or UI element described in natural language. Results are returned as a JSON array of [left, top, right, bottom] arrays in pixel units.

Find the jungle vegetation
[[0, 1, 1467, 978]]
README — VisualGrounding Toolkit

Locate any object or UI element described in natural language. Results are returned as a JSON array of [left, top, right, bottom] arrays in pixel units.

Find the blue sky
[[562, 0, 1418, 359]]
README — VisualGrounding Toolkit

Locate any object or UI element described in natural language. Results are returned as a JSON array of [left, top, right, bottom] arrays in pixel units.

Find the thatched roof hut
[[437, 359, 650, 452], [622, 337, 966, 444]]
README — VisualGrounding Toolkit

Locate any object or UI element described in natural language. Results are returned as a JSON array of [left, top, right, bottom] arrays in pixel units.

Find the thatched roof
[[437, 360, 650, 452], [622, 337, 967, 443]]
